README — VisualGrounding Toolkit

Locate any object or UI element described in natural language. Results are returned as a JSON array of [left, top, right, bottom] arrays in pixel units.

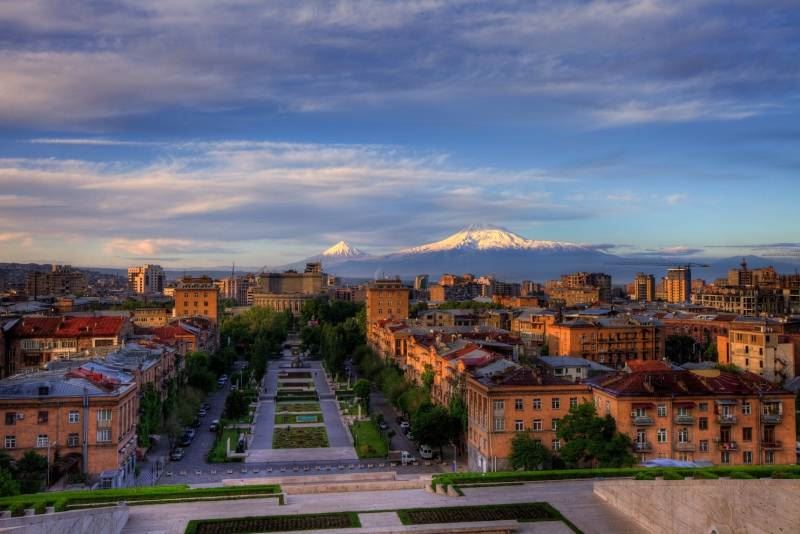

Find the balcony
[[761, 441, 783, 450], [760, 413, 782, 424], [674, 415, 695, 425], [715, 440, 738, 451], [634, 441, 652, 451], [673, 441, 696, 452], [716, 414, 737, 425], [631, 415, 655, 426]]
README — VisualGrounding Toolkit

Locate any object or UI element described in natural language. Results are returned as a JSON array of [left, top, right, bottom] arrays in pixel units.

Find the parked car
[[220, 374, 228, 381], [378, 420, 389, 431], [399, 421, 410, 433], [418, 444, 434, 460], [184, 428, 197, 440], [179, 434, 192, 447], [170, 448, 185, 461], [406, 431, 414, 442], [198, 408, 208, 417], [202, 402, 211, 411], [209, 419, 220, 432], [230, 384, 239, 392]]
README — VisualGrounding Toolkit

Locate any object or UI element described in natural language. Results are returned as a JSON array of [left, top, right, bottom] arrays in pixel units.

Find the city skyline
[[1, 1, 799, 267]]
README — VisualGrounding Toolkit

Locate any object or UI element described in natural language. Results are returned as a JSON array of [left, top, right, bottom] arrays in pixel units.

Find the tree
[[665, 335, 697, 364], [16, 450, 48, 494], [557, 403, 635, 468], [353, 379, 372, 413], [0, 467, 20, 497], [185, 351, 216, 393], [137, 384, 162, 448], [411, 405, 456, 458], [421, 364, 435, 391], [510, 432, 551, 471], [539, 343, 549, 356], [225, 389, 249, 421]]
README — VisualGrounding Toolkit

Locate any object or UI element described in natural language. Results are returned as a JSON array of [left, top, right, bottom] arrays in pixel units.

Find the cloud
[[104, 238, 237, 257], [631, 246, 705, 256], [29, 138, 156, 146], [665, 193, 687, 205]]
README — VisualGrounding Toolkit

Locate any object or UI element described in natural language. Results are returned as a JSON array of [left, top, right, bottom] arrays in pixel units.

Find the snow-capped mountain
[[321, 240, 369, 258], [398, 225, 589, 254]]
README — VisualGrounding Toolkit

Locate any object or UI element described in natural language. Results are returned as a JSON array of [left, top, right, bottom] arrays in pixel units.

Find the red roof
[[592, 369, 788, 398], [626, 360, 672, 372], [12, 316, 128, 338]]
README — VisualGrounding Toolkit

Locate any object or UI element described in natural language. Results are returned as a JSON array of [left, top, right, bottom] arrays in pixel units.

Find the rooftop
[[0, 368, 135, 399], [10, 315, 128, 338]]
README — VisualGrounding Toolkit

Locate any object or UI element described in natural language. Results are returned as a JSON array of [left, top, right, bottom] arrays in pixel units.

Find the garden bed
[[351, 420, 388, 458], [186, 511, 360, 534], [397, 503, 568, 527], [278, 371, 312, 379], [275, 413, 322, 425], [277, 402, 321, 413], [276, 393, 318, 402], [272, 426, 329, 448], [207, 429, 245, 463]]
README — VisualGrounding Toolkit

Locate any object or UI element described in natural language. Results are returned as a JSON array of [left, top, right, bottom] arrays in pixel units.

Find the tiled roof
[[590, 369, 788, 398], [11, 316, 128, 338], [476, 366, 576, 387], [0, 368, 134, 399]]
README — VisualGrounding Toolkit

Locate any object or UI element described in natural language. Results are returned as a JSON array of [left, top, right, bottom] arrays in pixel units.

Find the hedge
[[185, 511, 360, 534], [432, 465, 800, 491]]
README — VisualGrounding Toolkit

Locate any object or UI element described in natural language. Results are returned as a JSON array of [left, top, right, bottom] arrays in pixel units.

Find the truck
[[388, 450, 416, 465]]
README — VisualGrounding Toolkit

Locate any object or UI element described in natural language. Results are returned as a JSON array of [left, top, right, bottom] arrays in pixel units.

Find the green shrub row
[[185, 511, 360, 534]]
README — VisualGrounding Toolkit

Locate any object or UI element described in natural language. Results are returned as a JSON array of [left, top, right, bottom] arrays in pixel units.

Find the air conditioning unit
[[16, 413, 24, 420]]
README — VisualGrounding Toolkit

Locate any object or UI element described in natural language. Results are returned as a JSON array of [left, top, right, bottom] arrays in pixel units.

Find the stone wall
[[594, 478, 800, 534], [0, 504, 128, 534]]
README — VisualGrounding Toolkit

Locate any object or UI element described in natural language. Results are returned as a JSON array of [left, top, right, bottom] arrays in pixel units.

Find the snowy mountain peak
[[400, 225, 586, 254], [322, 240, 368, 258]]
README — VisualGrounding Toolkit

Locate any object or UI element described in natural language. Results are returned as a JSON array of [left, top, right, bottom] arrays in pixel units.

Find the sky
[[0, 0, 799, 268]]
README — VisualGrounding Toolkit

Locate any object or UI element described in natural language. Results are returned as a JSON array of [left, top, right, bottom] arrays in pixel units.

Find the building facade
[[127, 264, 165, 295], [173, 276, 219, 322], [664, 267, 692, 303], [632, 273, 656, 302], [366, 279, 409, 325]]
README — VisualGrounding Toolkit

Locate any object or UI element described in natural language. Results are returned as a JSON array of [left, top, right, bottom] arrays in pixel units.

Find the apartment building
[[510, 308, 559, 347], [0, 367, 138, 487], [3, 316, 132, 376], [173, 276, 219, 322], [466, 366, 593, 472], [25, 265, 88, 299], [632, 273, 656, 302], [546, 317, 664, 368], [365, 279, 409, 325], [664, 267, 692, 303], [590, 366, 796, 466], [717, 322, 795, 383], [127, 264, 165, 295]]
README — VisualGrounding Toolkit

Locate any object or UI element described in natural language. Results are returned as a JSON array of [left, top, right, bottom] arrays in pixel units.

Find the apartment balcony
[[761, 441, 783, 450], [631, 415, 655, 426], [673, 441, 696, 452], [760, 413, 782, 424], [634, 441, 652, 452], [716, 414, 737, 425], [714, 439, 738, 451], [674, 415, 695, 425]]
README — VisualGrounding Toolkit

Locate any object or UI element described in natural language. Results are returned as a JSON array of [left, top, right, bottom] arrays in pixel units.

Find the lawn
[[351, 420, 388, 458], [339, 400, 365, 416], [272, 426, 329, 448], [186, 512, 360, 534], [276, 402, 321, 413], [207, 429, 245, 463], [275, 413, 322, 424]]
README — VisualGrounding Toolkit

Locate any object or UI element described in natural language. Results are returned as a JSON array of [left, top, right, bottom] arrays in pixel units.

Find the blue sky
[[0, 1, 799, 267]]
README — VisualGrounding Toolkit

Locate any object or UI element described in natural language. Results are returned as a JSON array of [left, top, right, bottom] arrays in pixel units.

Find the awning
[[715, 399, 738, 405], [632, 402, 655, 409], [673, 401, 696, 408]]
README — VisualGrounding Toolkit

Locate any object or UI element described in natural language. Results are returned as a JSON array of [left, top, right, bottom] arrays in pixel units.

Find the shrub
[[8, 501, 25, 517], [34, 501, 46, 514], [692, 471, 719, 480], [729, 472, 754, 480], [634, 472, 655, 480], [771, 471, 800, 479], [662, 471, 684, 481]]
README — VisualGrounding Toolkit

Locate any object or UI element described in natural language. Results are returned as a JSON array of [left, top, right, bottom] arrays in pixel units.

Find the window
[[493, 400, 505, 412], [551, 418, 559, 431], [493, 416, 505, 432], [36, 434, 49, 448], [97, 409, 112, 422], [569, 397, 578, 409], [657, 428, 667, 443], [532, 398, 541, 410], [720, 451, 730, 464], [742, 427, 752, 442], [68, 411, 79, 424], [67, 433, 79, 447], [551, 439, 561, 451], [678, 427, 689, 443], [699, 440, 709, 452], [605, 400, 611, 415], [698, 402, 708, 412], [657, 404, 667, 417], [4, 436, 15, 449], [37, 411, 48, 424], [742, 401, 751, 416], [532, 419, 542, 432], [743, 451, 753, 465], [699, 417, 708, 430], [551, 398, 560, 410], [4, 413, 15, 426], [515, 420, 524, 432], [97, 429, 112, 443], [765, 451, 775, 465], [514, 399, 524, 411]]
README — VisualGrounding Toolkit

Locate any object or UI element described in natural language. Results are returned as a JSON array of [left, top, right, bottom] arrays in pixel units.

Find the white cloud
[[665, 193, 688, 205]]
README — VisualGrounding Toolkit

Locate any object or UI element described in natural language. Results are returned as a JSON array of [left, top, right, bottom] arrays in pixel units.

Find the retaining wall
[[0, 504, 128, 534]]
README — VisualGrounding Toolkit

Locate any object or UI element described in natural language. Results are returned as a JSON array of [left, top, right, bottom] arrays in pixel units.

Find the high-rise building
[[632, 273, 656, 302], [664, 266, 692, 303], [366, 279, 409, 325], [25, 265, 87, 298], [127, 264, 165, 295], [414, 274, 429, 291], [173, 276, 219, 321]]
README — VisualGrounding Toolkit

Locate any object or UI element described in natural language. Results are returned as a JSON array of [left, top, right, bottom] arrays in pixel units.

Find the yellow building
[[173, 276, 219, 322], [717, 322, 795, 383], [664, 267, 691, 303], [366, 279, 409, 325]]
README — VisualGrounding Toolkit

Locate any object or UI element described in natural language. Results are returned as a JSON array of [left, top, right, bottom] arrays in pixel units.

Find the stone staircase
[[223, 471, 427, 495]]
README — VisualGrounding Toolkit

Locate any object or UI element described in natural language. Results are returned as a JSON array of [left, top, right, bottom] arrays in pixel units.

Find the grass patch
[[207, 429, 245, 463], [396, 503, 578, 532], [273, 426, 329, 448], [276, 402, 321, 413], [339, 400, 365, 416], [351, 420, 389, 458], [186, 511, 360, 534], [275, 413, 322, 424]]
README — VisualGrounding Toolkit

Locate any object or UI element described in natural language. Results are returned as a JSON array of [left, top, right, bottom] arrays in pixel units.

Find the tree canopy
[[556, 403, 635, 468], [510, 432, 552, 471]]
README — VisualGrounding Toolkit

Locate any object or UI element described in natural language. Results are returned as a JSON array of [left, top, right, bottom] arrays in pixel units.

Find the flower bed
[[186, 512, 360, 534], [272, 426, 329, 448], [396, 503, 564, 526], [275, 413, 322, 425], [277, 402, 321, 413]]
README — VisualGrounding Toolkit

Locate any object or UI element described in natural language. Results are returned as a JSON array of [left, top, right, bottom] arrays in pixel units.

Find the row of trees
[[510, 403, 636, 470], [221, 307, 292, 380], [299, 299, 364, 373]]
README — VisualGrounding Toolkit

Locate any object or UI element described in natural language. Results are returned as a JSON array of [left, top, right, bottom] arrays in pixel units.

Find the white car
[[399, 421, 410, 433], [418, 444, 434, 460]]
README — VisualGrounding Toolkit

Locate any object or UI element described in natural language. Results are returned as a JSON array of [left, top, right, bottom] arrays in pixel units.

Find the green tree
[[353, 379, 372, 413], [539, 343, 549, 356], [557, 403, 635, 468], [185, 351, 216, 393], [411, 404, 455, 458], [0, 467, 20, 497], [137, 384, 162, 448], [665, 335, 697, 364], [510, 432, 552, 471], [225, 389, 249, 421], [421, 364, 435, 391], [16, 451, 48, 494]]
